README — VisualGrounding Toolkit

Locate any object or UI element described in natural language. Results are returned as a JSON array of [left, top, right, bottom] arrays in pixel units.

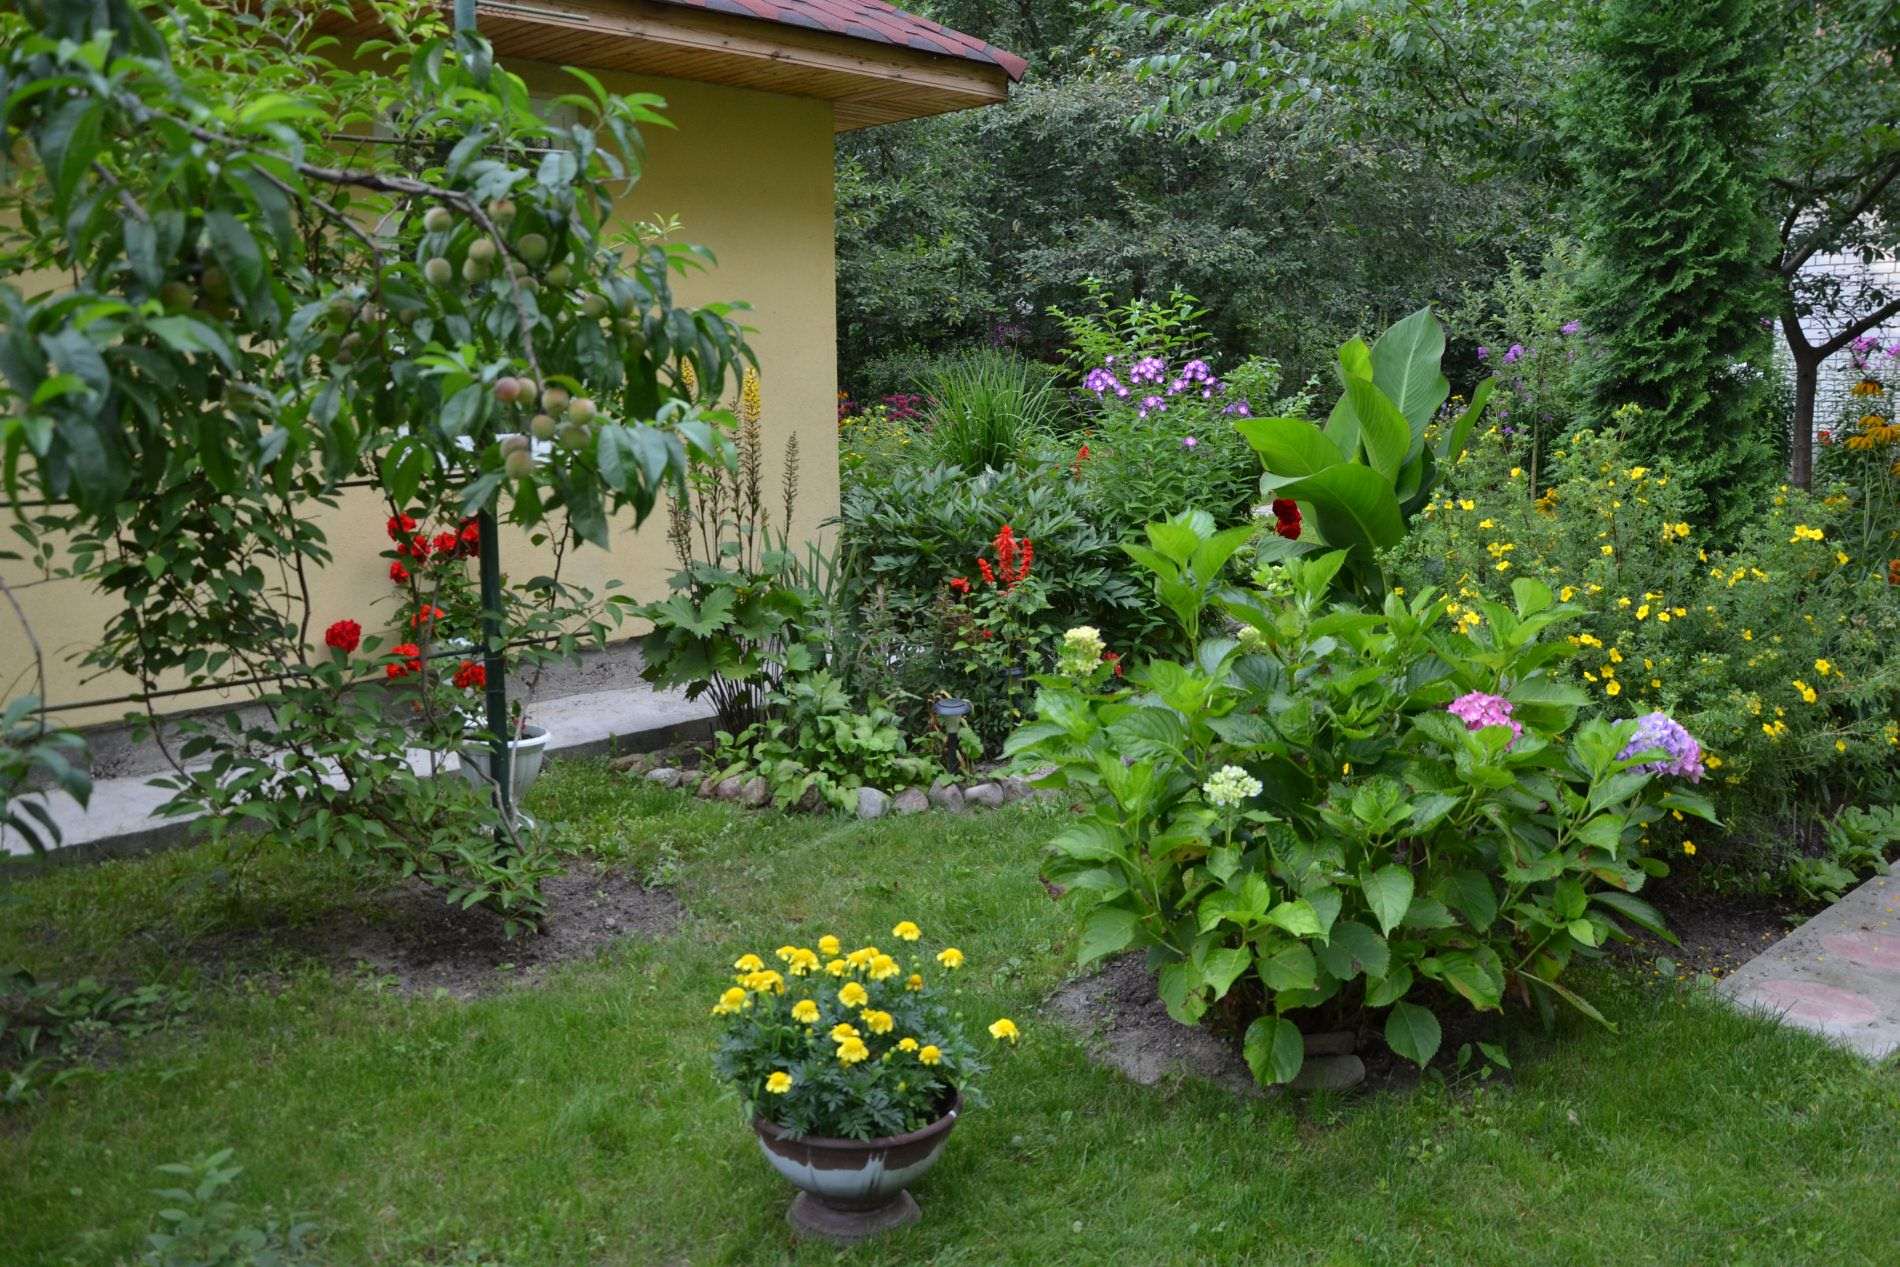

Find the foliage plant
[[711, 922, 1019, 1140], [1565, 0, 1782, 516], [1008, 533, 1714, 1087], [709, 671, 937, 811], [921, 349, 1064, 472], [1241, 307, 1493, 597], [0, 1, 750, 918], [2, 968, 189, 1105], [1394, 426, 1900, 881], [0, 693, 90, 855], [136, 1149, 319, 1267]]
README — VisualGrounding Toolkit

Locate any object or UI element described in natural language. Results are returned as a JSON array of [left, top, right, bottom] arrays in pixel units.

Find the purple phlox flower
[[1560, 320, 1581, 336], [1083, 367, 1123, 397], [1503, 343, 1526, 365], [1500, 425, 1516, 436], [1618, 712, 1705, 783], [1130, 356, 1168, 386], [1852, 335, 1878, 355], [1223, 399, 1253, 417], [1475, 345, 1490, 361], [1181, 435, 1198, 450], [1137, 394, 1167, 419], [1447, 692, 1523, 745]]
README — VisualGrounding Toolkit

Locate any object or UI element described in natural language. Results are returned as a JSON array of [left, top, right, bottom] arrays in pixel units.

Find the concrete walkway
[[2, 683, 712, 860], [1720, 871, 1900, 1060]]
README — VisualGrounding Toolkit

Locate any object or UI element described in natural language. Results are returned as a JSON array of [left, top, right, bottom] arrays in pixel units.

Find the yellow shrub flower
[[837, 1036, 870, 1065], [765, 1071, 794, 1094], [1682, 841, 1696, 857], [1602, 544, 1615, 556], [1790, 524, 1824, 543], [712, 987, 750, 1016], [989, 1018, 1020, 1044], [891, 920, 921, 941], [917, 1044, 942, 1065], [1605, 680, 1621, 696], [791, 999, 819, 1024], [1794, 680, 1818, 704], [818, 935, 841, 956], [1815, 658, 1832, 676], [838, 981, 868, 1007], [1559, 586, 1577, 602], [733, 954, 764, 973], [936, 947, 965, 969]]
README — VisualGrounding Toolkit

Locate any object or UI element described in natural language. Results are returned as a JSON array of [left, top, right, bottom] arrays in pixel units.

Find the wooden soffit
[[314, 0, 1016, 130]]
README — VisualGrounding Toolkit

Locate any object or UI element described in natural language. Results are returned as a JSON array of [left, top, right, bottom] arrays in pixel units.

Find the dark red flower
[[978, 629, 995, 640], [389, 561, 411, 585], [386, 513, 418, 541], [1271, 498, 1302, 541], [386, 642, 422, 678], [323, 619, 362, 654], [432, 531, 458, 556], [1102, 649, 1123, 677], [1889, 558, 1900, 586], [452, 659, 487, 690], [1072, 444, 1091, 479], [948, 576, 972, 595], [411, 604, 446, 629]]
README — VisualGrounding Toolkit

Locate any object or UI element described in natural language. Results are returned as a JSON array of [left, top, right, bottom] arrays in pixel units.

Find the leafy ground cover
[[3, 760, 1897, 1266]]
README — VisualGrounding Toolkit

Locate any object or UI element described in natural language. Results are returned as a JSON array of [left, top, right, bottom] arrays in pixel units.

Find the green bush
[[1008, 534, 1713, 1086], [710, 671, 937, 811], [921, 350, 1066, 472], [1392, 425, 1900, 882]]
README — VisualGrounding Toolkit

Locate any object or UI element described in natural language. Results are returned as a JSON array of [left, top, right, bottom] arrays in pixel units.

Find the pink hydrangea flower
[[1447, 691, 1523, 745]]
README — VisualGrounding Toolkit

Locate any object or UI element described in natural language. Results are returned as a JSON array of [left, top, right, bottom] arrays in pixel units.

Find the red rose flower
[[389, 561, 411, 585], [452, 660, 487, 690], [411, 604, 446, 629], [386, 642, 422, 678], [323, 619, 362, 654], [386, 513, 417, 541], [432, 531, 458, 556], [408, 534, 433, 562]]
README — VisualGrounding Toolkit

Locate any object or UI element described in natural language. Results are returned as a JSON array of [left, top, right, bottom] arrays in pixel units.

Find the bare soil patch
[[203, 863, 683, 999], [1044, 953, 1261, 1098], [1619, 885, 1797, 980]]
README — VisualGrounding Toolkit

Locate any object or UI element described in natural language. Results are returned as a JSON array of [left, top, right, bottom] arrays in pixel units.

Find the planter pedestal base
[[786, 1190, 919, 1242]]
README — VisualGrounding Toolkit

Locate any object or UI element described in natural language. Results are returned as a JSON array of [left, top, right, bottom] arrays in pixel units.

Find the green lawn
[[4, 759, 1898, 1266]]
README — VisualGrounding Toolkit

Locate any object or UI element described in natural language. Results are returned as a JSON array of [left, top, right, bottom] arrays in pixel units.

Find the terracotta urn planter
[[750, 1093, 962, 1241]]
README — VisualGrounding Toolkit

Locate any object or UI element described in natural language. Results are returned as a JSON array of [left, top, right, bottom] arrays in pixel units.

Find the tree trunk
[[1789, 354, 1818, 489]]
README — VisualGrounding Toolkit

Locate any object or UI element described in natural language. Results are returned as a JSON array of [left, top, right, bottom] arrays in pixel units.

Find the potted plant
[[712, 923, 1020, 1241]]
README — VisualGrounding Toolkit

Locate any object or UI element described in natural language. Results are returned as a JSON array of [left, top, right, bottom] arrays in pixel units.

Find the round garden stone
[[892, 788, 929, 815], [645, 767, 682, 789], [740, 776, 771, 808], [927, 783, 966, 813], [715, 776, 746, 801], [963, 782, 1005, 810], [1290, 1054, 1365, 1092], [857, 787, 891, 820]]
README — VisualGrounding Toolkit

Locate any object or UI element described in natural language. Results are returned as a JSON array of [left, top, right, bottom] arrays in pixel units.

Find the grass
[[3, 758, 1898, 1265]]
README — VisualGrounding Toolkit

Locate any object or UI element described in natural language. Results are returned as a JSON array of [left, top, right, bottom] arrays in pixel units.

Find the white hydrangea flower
[[1202, 764, 1263, 808], [1057, 625, 1107, 676]]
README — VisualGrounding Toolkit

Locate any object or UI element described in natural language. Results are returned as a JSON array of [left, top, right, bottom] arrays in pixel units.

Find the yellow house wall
[[2, 65, 838, 730]]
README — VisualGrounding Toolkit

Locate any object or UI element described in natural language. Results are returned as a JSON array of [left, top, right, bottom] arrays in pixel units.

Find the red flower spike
[[1102, 649, 1123, 678], [978, 558, 996, 586], [948, 576, 972, 595], [323, 619, 362, 654]]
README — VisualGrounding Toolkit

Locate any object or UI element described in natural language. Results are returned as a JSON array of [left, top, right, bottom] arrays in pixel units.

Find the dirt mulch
[[201, 863, 683, 1000], [1619, 885, 1797, 981], [1044, 954, 1263, 1098]]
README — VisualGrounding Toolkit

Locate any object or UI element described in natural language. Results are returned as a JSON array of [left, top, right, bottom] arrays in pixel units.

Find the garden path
[[1720, 871, 1900, 1059]]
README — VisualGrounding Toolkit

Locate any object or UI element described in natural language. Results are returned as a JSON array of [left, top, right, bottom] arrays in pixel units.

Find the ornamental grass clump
[[712, 924, 1018, 1141]]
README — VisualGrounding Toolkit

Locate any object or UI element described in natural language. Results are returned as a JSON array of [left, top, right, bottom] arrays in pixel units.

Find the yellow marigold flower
[[830, 1021, 860, 1042], [826, 958, 848, 977], [712, 987, 750, 1016], [917, 1044, 942, 1066], [774, 945, 799, 963], [845, 946, 879, 969], [906, 973, 925, 991], [891, 920, 921, 941], [868, 954, 902, 981], [837, 1036, 870, 1065], [1815, 658, 1832, 676], [897, 1037, 920, 1052], [791, 999, 819, 1024], [861, 1009, 895, 1035], [818, 935, 841, 956], [936, 947, 965, 969], [989, 1018, 1020, 1044], [733, 954, 765, 973], [1794, 680, 1818, 704], [785, 948, 820, 976], [742, 970, 786, 995], [838, 981, 868, 1007], [765, 1070, 794, 1094], [1682, 841, 1696, 857]]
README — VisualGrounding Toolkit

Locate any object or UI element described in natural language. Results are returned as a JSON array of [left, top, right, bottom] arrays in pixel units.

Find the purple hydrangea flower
[[1503, 343, 1525, 365], [1560, 320, 1581, 336], [1475, 345, 1490, 361], [1448, 692, 1522, 745], [1618, 712, 1705, 782]]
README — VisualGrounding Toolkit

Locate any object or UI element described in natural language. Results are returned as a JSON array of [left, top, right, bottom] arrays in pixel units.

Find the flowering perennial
[[1447, 691, 1524, 744], [1202, 764, 1264, 808], [1617, 711, 1706, 783]]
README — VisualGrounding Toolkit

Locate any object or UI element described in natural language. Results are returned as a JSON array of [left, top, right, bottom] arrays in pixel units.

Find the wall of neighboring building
[[1, 64, 838, 730], [1784, 244, 1900, 438]]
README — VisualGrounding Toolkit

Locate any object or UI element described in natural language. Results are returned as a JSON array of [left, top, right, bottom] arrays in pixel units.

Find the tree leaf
[[1077, 905, 1140, 966], [1384, 1001, 1442, 1068], [1360, 865, 1415, 937], [1243, 1015, 1305, 1086]]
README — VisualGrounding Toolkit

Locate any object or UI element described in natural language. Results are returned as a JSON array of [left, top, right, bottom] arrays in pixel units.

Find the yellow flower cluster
[[1789, 524, 1825, 543]]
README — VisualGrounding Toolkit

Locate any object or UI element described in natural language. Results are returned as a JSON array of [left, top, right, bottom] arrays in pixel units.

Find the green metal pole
[[453, 0, 511, 830]]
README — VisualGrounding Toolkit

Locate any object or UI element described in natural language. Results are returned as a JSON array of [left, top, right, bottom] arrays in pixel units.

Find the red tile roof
[[653, 0, 1027, 81]]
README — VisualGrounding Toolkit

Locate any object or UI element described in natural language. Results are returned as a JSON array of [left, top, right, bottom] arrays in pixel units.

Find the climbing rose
[[1618, 712, 1706, 782], [385, 513, 417, 541], [452, 660, 486, 691], [385, 642, 423, 679], [323, 620, 361, 654], [1447, 691, 1523, 745], [389, 561, 410, 586]]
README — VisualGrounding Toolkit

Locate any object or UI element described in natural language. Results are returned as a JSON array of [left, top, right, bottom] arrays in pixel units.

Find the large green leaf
[[1315, 919, 1388, 980], [1243, 1015, 1305, 1086], [1370, 306, 1449, 440], [1343, 379, 1410, 480], [1077, 905, 1140, 966], [1269, 464, 1406, 552], [1384, 1001, 1442, 1068], [1360, 865, 1415, 938], [1236, 416, 1342, 477]]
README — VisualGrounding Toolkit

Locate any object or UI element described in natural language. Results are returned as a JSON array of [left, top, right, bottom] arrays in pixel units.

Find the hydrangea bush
[[1008, 534, 1713, 1086], [711, 923, 1018, 1140]]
